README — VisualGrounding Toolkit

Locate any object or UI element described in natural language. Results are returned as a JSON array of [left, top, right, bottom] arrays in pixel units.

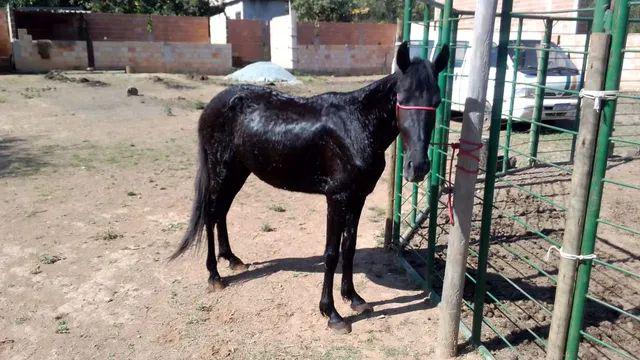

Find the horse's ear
[[433, 45, 449, 74], [396, 41, 410, 73]]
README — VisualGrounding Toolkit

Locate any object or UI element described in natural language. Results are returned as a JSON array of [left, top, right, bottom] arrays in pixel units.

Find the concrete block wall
[[13, 29, 87, 72], [296, 44, 394, 75], [93, 41, 232, 74], [85, 13, 210, 43], [297, 22, 396, 45], [271, 15, 396, 75]]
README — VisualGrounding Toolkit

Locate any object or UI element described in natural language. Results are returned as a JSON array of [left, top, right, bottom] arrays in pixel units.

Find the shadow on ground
[[0, 136, 48, 177]]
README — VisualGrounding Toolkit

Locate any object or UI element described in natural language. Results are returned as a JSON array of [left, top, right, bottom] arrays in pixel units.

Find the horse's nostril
[[407, 160, 413, 168]]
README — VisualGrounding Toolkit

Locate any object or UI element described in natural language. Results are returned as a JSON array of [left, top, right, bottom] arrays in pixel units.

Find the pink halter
[[395, 101, 437, 118]]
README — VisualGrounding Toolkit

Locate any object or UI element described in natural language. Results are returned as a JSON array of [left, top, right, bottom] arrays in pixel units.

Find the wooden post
[[384, 18, 404, 249], [546, 32, 611, 360], [436, 0, 498, 357]]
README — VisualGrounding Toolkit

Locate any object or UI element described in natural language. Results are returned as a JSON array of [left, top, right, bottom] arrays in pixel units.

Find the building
[[223, 0, 289, 21]]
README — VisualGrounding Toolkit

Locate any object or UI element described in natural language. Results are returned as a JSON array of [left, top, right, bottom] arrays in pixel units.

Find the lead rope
[[430, 140, 483, 226]]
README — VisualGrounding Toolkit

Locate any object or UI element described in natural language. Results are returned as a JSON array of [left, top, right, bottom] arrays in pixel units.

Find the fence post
[[528, 19, 552, 166], [545, 31, 610, 360], [426, 0, 453, 290], [564, 0, 629, 357], [471, 0, 512, 344], [436, 0, 499, 356]]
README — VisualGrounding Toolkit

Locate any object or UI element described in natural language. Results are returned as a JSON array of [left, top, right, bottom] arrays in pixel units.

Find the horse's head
[[395, 41, 449, 182]]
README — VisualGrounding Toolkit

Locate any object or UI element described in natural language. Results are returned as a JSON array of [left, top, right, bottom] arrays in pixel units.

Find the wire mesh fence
[[391, 0, 640, 358]]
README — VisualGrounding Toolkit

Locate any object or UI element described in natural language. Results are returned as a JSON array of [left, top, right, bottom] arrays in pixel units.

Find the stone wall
[[13, 29, 87, 72], [13, 28, 232, 74], [270, 16, 396, 75], [92, 41, 232, 74], [296, 44, 394, 75]]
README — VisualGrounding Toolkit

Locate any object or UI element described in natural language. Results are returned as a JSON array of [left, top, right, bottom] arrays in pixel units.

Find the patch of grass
[[15, 316, 29, 325], [322, 346, 361, 360], [260, 223, 275, 232], [20, 86, 55, 99], [126, 191, 138, 197], [192, 100, 207, 110], [196, 304, 212, 312], [268, 204, 286, 213], [162, 222, 186, 232], [55, 320, 70, 334], [186, 316, 209, 325], [381, 346, 409, 358], [163, 105, 174, 116], [98, 229, 123, 241], [0, 95, 6, 103], [39, 254, 64, 264]]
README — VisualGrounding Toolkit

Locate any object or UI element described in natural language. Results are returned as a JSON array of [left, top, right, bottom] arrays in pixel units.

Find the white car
[[408, 33, 581, 123], [451, 39, 580, 123]]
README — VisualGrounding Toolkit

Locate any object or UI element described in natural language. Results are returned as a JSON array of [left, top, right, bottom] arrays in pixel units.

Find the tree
[[0, 0, 235, 16], [291, 0, 355, 22]]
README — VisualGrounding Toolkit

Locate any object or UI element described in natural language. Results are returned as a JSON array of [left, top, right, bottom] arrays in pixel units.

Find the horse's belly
[[240, 144, 331, 194]]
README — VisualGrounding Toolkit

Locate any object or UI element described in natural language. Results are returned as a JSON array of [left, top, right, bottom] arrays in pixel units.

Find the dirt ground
[[406, 142, 640, 358], [0, 72, 482, 360]]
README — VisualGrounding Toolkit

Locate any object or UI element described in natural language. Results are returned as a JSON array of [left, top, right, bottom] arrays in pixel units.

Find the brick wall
[[85, 13, 209, 43], [297, 22, 396, 45], [13, 29, 87, 72], [93, 41, 232, 74], [296, 44, 395, 75], [227, 19, 269, 66], [560, 33, 640, 91], [440, 0, 581, 35], [0, 10, 11, 64]]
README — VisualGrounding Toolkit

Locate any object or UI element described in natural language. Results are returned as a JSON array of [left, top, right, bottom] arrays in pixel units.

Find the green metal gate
[[391, 0, 640, 358]]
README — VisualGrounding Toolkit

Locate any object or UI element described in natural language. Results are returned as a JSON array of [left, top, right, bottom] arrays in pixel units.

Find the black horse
[[171, 42, 449, 333]]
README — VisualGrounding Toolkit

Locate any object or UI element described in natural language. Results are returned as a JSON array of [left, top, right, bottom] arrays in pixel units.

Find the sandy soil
[[0, 72, 481, 360]]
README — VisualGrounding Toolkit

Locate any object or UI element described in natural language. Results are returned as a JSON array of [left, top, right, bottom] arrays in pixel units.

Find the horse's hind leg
[[206, 222, 225, 291], [214, 165, 250, 271]]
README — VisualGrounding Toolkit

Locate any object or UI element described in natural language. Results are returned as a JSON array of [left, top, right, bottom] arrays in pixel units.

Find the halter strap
[[395, 103, 438, 111]]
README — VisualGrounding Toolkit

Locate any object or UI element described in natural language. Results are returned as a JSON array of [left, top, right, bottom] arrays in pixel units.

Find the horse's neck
[[356, 74, 399, 150]]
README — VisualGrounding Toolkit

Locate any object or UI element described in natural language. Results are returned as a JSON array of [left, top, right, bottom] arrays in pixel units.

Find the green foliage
[[292, 0, 355, 22], [291, 0, 424, 23], [0, 0, 226, 17]]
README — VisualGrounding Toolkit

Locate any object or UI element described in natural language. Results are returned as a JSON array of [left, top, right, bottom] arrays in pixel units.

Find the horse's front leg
[[340, 196, 373, 314], [319, 196, 350, 333]]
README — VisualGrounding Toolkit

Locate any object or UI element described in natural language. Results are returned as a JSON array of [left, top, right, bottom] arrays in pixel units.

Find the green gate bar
[[392, 0, 414, 246], [426, 0, 454, 289], [471, 0, 513, 343], [565, 0, 629, 357], [528, 18, 552, 166], [501, 18, 523, 175]]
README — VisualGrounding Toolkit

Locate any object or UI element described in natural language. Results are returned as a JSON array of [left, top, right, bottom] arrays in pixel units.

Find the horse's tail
[[169, 140, 210, 260]]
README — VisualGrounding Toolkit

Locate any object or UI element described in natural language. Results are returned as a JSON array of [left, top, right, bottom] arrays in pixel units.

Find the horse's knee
[[324, 249, 339, 270]]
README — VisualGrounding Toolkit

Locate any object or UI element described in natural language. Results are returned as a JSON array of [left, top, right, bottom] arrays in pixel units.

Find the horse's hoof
[[351, 302, 374, 314], [208, 278, 226, 292], [327, 319, 352, 334], [229, 261, 249, 272]]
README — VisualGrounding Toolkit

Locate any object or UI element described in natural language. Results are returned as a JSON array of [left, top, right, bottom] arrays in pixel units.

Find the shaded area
[[0, 136, 48, 177]]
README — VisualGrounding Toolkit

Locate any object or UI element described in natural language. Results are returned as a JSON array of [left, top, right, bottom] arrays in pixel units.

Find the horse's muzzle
[[404, 159, 430, 183]]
